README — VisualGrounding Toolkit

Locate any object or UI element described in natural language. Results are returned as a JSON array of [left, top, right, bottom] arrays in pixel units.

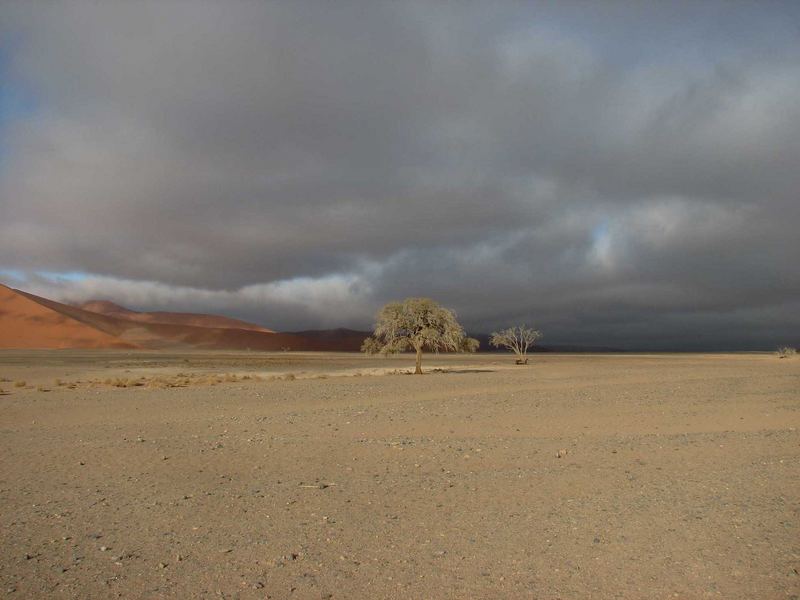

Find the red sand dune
[[79, 300, 274, 333], [0, 285, 367, 351], [0, 285, 137, 349]]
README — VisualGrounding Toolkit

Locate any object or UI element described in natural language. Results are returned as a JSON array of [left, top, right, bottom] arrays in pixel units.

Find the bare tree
[[361, 297, 478, 374], [490, 325, 542, 364]]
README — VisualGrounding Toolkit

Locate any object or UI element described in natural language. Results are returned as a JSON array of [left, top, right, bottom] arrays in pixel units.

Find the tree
[[361, 297, 478, 374], [490, 325, 542, 364]]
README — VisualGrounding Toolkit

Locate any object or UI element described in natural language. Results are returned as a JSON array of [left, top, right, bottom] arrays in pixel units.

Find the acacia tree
[[361, 297, 478, 374], [490, 325, 542, 364]]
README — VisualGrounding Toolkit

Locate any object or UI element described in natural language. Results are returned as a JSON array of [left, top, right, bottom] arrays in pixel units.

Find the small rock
[[157, 562, 168, 569], [100, 546, 109, 552]]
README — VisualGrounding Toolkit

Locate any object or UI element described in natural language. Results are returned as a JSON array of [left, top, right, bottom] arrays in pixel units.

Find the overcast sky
[[1, 1, 799, 349]]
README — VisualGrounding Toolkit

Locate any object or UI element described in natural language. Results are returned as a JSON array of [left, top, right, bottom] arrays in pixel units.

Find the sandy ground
[[0, 351, 798, 599]]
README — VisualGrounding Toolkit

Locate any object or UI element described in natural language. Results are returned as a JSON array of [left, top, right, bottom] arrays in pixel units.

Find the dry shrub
[[283, 373, 296, 381], [110, 377, 143, 388], [0, 377, 10, 382], [147, 377, 171, 389], [14, 380, 26, 388], [0, 388, 7, 395], [777, 346, 796, 359], [36, 385, 50, 392]]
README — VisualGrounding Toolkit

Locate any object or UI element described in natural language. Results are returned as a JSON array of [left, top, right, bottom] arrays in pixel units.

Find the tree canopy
[[490, 325, 542, 364], [361, 297, 478, 373]]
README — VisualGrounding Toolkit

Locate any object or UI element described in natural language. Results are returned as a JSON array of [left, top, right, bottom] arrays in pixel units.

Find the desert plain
[[0, 351, 798, 599]]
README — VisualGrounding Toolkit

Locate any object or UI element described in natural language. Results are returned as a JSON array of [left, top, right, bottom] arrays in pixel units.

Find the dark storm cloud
[[1, 1, 798, 348]]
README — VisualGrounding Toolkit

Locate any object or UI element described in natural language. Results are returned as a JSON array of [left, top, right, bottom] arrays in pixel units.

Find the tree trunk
[[414, 347, 423, 374]]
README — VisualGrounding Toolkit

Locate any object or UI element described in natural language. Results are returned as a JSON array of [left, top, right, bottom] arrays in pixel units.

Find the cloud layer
[[1, 2, 798, 348]]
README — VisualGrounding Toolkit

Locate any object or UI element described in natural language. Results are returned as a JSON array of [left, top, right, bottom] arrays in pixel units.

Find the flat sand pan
[[1, 352, 798, 598]]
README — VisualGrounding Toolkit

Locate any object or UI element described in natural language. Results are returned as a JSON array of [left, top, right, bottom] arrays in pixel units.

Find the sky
[[1, 1, 798, 350]]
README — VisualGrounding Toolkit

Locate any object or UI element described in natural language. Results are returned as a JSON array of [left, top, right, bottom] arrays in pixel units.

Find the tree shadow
[[430, 368, 495, 374]]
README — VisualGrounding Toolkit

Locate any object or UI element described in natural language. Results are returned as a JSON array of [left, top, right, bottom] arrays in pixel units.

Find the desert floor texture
[[0, 351, 798, 599]]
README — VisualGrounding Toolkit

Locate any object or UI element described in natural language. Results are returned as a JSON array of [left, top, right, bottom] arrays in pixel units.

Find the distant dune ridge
[[78, 300, 275, 333], [0, 284, 368, 351]]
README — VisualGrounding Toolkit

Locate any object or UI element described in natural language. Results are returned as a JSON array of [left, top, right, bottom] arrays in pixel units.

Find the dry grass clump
[[777, 346, 797, 359], [55, 371, 264, 391], [36, 385, 50, 392], [14, 380, 26, 388], [146, 377, 177, 389], [267, 373, 297, 382], [146, 375, 191, 389], [53, 378, 78, 389], [104, 377, 145, 388], [0, 377, 10, 383]]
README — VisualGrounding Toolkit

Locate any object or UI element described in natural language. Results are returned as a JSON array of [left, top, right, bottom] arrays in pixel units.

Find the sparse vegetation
[[777, 346, 796, 359], [14, 380, 26, 388], [490, 325, 542, 364], [361, 297, 478, 374]]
